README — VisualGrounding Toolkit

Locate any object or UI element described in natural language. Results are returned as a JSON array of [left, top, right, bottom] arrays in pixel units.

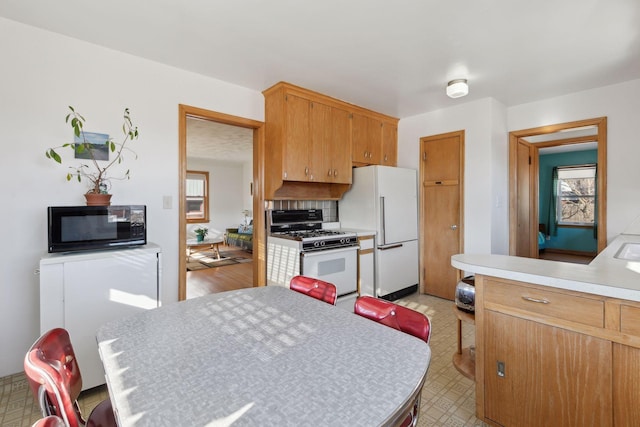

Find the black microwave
[[47, 205, 147, 253]]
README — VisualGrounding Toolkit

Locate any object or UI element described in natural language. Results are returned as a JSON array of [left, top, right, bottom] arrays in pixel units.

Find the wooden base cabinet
[[484, 311, 612, 426], [475, 275, 640, 426], [613, 344, 640, 425]]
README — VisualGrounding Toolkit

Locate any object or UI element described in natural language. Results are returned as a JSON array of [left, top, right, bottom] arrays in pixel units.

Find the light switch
[[163, 196, 172, 209]]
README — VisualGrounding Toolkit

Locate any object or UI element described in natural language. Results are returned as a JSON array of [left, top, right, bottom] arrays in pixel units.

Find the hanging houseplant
[[45, 106, 140, 206]]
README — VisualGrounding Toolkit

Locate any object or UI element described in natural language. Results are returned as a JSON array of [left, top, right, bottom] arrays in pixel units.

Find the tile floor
[[0, 293, 487, 426]]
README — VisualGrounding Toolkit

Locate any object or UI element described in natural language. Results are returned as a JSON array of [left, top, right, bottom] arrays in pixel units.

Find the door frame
[[508, 117, 607, 257], [419, 130, 465, 295], [178, 104, 266, 301]]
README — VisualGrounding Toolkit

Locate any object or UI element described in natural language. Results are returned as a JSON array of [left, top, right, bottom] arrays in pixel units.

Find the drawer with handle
[[484, 278, 604, 328]]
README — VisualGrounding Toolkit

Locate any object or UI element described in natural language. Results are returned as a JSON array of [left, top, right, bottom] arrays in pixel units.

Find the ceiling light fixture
[[446, 79, 469, 98]]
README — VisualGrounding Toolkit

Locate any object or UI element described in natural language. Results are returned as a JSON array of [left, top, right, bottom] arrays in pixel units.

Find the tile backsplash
[[268, 200, 338, 222]]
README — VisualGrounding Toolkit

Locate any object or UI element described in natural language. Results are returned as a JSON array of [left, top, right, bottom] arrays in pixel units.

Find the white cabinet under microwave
[[39, 244, 161, 390]]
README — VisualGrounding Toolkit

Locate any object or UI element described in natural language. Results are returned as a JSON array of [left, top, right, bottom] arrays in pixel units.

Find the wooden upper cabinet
[[352, 112, 381, 165], [315, 103, 351, 184], [352, 113, 398, 167], [263, 82, 396, 199], [381, 120, 397, 166], [284, 94, 312, 181]]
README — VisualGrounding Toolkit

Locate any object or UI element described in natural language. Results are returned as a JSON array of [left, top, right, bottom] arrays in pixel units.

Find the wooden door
[[513, 138, 536, 257], [485, 311, 612, 426], [420, 131, 464, 300], [284, 94, 310, 181]]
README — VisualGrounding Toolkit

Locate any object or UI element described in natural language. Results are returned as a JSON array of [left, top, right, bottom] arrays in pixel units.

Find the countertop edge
[[452, 235, 640, 302]]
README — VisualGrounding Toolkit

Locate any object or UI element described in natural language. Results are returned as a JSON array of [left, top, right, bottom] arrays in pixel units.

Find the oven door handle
[[301, 246, 359, 257], [378, 243, 403, 250]]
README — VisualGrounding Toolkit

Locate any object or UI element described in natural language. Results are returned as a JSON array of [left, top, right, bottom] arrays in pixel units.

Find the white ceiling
[[186, 117, 253, 162], [2, 0, 639, 161]]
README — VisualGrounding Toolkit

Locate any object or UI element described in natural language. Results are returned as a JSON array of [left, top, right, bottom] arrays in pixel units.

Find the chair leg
[[85, 399, 117, 427]]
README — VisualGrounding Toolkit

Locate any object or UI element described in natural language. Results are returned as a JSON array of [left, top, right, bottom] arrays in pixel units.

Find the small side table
[[452, 304, 475, 381]]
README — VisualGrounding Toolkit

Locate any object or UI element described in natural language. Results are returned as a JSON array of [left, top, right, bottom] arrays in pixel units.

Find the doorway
[[178, 104, 265, 301], [419, 130, 465, 300], [509, 117, 607, 259]]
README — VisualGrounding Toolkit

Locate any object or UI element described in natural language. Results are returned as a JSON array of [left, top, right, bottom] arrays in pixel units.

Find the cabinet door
[[352, 112, 381, 164], [64, 252, 159, 390], [484, 311, 612, 427], [284, 94, 311, 181], [381, 121, 397, 166], [613, 344, 640, 425], [310, 101, 330, 182], [328, 106, 352, 183]]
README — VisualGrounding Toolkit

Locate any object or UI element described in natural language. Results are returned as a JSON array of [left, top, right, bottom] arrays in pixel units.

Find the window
[[186, 170, 209, 223], [556, 165, 596, 226]]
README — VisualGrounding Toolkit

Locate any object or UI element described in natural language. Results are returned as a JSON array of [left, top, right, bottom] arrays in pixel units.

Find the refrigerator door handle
[[378, 243, 403, 250], [380, 196, 386, 245]]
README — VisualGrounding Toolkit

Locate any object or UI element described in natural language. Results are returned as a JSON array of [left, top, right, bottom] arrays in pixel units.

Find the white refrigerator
[[339, 165, 419, 300]]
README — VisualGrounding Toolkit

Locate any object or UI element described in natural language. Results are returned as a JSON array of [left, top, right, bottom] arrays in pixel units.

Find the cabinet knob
[[305, 167, 309, 176], [334, 169, 338, 177], [328, 169, 332, 177]]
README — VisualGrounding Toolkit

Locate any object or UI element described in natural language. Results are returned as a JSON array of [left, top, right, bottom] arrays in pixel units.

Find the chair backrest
[[354, 296, 431, 343], [32, 416, 66, 427], [24, 328, 85, 427], [290, 275, 338, 305]]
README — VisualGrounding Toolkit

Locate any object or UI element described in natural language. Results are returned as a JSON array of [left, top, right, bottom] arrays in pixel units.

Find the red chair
[[23, 328, 117, 427], [354, 296, 431, 344], [32, 416, 65, 427], [290, 275, 338, 305]]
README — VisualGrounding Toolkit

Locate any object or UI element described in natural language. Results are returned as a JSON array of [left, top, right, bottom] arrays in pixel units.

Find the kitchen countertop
[[339, 228, 376, 237], [452, 218, 640, 302]]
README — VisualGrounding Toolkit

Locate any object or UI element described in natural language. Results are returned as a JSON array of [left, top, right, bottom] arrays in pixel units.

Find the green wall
[[539, 149, 598, 253]]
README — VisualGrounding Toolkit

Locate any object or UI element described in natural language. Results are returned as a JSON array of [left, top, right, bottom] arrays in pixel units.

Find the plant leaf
[[48, 149, 62, 163]]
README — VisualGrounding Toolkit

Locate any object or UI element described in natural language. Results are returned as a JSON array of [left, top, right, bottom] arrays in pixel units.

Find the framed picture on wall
[[74, 132, 109, 161]]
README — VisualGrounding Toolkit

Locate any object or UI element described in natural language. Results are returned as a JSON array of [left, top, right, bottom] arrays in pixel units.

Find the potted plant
[[194, 226, 209, 242], [46, 106, 140, 206]]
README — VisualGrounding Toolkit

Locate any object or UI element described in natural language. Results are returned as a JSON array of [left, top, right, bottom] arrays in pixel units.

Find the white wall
[[508, 79, 640, 241], [399, 79, 640, 260], [186, 158, 250, 239], [0, 18, 264, 376], [398, 98, 507, 255]]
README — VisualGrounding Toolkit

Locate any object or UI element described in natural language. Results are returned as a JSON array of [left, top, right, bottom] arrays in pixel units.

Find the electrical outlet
[[163, 196, 172, 209]]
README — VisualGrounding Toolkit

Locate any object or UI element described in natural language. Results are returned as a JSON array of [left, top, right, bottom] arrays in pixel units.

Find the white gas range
[[266, 209, 359, 310]]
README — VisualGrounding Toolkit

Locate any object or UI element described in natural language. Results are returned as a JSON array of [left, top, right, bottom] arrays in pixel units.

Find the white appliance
[[339, 165, 419, 300], [39, 243, 161, 390], [267, 209, 359, 310]]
